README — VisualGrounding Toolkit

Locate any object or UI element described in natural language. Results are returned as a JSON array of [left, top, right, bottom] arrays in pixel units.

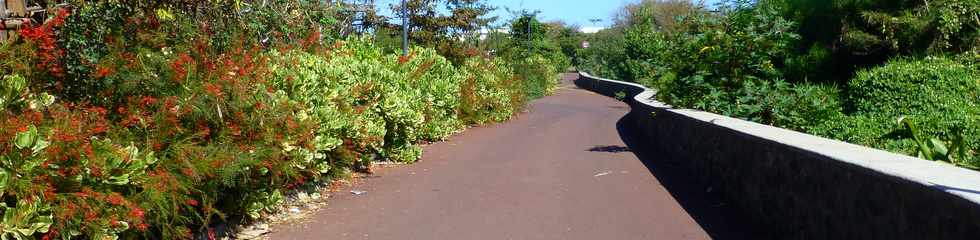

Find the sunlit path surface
[[269, 73, 760, 240]]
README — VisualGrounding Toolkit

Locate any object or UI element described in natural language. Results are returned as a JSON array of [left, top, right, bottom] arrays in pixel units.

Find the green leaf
[[929, 138, 949, 157], [13, 125, 37, 150], [31, 139, 48, 155], [0, 169, 7, 198]]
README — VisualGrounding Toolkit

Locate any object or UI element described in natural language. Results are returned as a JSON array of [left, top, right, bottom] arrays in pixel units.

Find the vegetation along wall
[[576, 72, 980, 239]]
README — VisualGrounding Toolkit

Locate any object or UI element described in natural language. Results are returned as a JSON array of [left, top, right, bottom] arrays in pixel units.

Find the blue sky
[[374, 0, 723, 28]]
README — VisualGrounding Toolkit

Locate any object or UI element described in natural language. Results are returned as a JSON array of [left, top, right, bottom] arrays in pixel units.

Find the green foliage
[[495, 13, 568, 101], [614, 91, 627, 101], [383, 0, 496, 63], [842, 57, 980, 165], [847, 57, 980, 117], [898, 117, 975, 169], [513, 55, 561, 100], [580, 0, 980, 170], [0, 199, 53, 240], [771, 84, 843, 132], [0, 1, 562, 239], [576, 28, 629, 80], [458, 57, 522, 124], [764, 0, 980, 83], [620, 4, 803, 125], [56, 0, 341, 102], [389, 47, 465, 140]]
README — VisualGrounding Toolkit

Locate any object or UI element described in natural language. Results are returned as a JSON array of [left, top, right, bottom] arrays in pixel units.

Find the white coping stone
[[578, 72, 980, 205]]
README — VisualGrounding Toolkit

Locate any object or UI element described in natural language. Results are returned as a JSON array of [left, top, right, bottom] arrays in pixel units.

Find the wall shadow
[[587, 145, 631, 153], [616, 112, 771, 240]]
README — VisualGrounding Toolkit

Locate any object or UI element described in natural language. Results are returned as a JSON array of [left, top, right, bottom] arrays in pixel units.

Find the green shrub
[[0, 2, 535, 239], [622, 5, 800, 124], [576, 29, 629, 80], [388, 48, 465, 141], [842, 56, 980, 166], [514, 55, 561, 100], [271, 45, 388, 167], [458, 57, 523, 124], [772, 83, 843, 132], [847, 57, 980, 117]]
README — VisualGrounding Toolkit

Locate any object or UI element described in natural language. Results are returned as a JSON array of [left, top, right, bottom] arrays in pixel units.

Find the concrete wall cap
[[577, 71, 980, 205]]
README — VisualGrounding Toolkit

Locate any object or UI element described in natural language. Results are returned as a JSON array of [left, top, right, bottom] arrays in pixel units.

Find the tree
[[386, 0, 496, 62], [612, 0, 698, 33], [764, 0, 980, 83]]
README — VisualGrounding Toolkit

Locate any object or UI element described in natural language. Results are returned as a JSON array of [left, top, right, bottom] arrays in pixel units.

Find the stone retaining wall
[[575, 72, 980, 239]]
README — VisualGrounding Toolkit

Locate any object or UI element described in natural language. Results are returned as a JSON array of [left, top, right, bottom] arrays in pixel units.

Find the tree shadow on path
[[616, 112, 772, 240]]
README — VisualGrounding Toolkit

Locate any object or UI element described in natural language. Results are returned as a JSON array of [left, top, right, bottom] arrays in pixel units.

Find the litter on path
[[594, 171, 613, 177]]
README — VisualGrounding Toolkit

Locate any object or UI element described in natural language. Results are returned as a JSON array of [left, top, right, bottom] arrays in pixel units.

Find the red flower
[[90, 122, 108, 134], [93, 66, 114, 78], [203, 83, 223, 97], [141, 96, 158, 107], [172, 53, 194, 82], [398, 54, 413, 64], [88, 107, 108, 116], [129, 207, 145, 220], [227, 123, 242, 136], [136, 223, 149, 232], [185, 199, 199, 207], [107, 193, 126, 206], [74, 192, 89, 198], [41, 230, 58, 240], [17, 8, 69, 77]]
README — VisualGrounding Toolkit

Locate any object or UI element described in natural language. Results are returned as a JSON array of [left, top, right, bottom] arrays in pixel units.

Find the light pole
[[526, 13, 536, 54], [401, 0, 409, 56]]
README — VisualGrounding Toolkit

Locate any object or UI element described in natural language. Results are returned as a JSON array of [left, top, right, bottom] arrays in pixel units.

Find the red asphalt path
[[269, 74, 735, 240]]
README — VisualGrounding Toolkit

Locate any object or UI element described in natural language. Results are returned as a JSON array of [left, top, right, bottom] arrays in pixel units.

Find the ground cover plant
[[576, 0, 980, 168], [0, 1, 567, 239]]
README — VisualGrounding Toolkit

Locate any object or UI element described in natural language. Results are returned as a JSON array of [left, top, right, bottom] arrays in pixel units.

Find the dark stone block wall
[[576, 72, 980, 239]]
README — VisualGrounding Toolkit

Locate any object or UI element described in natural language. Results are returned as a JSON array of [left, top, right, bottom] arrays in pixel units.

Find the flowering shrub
[[0, 1, 558, 239], [1, 36, 322, 239]]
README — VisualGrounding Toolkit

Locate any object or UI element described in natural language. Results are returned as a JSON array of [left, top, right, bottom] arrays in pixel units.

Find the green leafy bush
[[771, 83, 843, 132], [388, 47, 465, 141], [847, 57, 980, 117], [458, 57, 523, 124], [513, 55, 561, 100], [0, 1, 563, 238], [575, 0, 980, 170], [576, 29, 629, 80], [841, 56, 980, 166]]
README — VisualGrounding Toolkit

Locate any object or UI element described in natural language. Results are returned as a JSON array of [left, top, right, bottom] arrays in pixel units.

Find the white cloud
[[579, 26, 607, 34]]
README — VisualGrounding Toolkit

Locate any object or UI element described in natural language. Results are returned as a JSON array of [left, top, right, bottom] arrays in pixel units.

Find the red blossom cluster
[[18, 8, 69, 77], [172, 53, 195, 82]]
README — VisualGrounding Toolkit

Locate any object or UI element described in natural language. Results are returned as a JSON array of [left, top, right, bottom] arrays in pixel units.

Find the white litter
[[351, 190, 367, 195], [594, 171, 613, 177]]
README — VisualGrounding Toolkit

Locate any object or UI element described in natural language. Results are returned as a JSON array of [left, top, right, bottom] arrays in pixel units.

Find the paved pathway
[[269, 73, 757, 240]]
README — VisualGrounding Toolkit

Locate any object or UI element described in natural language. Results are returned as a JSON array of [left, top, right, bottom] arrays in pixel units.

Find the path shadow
[[616, 112, 771, 240], [587, 145, 631, 153]]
